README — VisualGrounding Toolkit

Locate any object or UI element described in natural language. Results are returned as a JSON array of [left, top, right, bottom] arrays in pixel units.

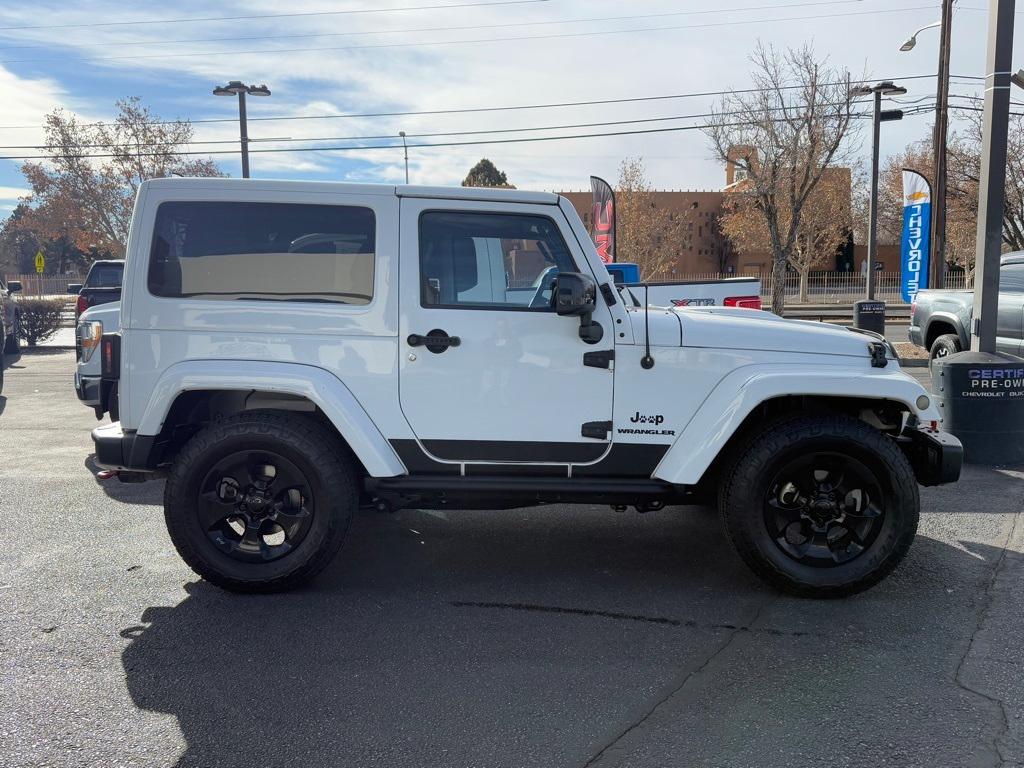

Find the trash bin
[[853, 300, 886, 335], [935, 350, 1024, 465]]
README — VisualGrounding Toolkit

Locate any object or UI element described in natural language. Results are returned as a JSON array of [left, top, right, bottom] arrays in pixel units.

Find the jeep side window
[[1000, 263, 1024, 292], [147, 201, 376, 305], [418, 211, 577, 309]]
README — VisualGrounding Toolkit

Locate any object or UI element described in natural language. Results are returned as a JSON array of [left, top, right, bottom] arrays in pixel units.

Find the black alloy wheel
[[199, 450, 315, 563], [764, 452, 885, 567]]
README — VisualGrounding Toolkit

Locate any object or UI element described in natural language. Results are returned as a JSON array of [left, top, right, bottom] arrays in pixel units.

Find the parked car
[[909, 252, 1024, 365], [92, 178, 960, 597], [75, 301, 120, 419], [1, 276, 22, 353], [0, 276, 22, 393], [74, 259, 124, 321]]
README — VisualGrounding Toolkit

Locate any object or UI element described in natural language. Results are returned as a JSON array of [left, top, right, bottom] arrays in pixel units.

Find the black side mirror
[[554, 272, 603, 344], [67, 283, 83, 294], [554, 272, 597, 317], [6, 280, 21, 293]]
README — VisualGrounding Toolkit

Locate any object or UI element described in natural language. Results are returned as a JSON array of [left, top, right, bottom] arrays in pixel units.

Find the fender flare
[[137, 359, 405, 478], [924, 311, 967, 349], [652, 364, 939, 486]]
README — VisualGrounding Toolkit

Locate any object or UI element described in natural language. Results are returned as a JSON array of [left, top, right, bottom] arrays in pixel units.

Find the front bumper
[[898, 427, 963, 486], [92, 422, 158, 473], [75, 372, 102, 407]]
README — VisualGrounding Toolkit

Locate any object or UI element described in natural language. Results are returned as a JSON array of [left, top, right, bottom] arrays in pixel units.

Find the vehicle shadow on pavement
[[118, 491, 1020, 768]]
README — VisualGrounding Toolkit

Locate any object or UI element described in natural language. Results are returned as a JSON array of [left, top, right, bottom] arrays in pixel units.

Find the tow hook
[[96, 469, 118, 481]]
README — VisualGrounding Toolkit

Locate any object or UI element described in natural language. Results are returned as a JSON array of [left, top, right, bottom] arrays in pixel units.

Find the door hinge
[[581, 420, 612, 439], [583, 349, 615, 369]]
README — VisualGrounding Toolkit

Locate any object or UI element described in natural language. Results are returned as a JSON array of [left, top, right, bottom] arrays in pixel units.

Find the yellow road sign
[[34, 251, 45, 274]]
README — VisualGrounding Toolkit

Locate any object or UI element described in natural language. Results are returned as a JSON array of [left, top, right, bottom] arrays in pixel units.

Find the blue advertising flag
[[900, 169, 932, 303]]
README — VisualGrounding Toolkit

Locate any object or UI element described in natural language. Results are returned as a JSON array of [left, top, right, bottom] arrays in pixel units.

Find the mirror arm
[[578, 311, 603, 344]]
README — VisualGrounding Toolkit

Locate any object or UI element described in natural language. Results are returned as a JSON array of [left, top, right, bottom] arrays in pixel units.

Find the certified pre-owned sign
[[963, 367, 1024, 397]]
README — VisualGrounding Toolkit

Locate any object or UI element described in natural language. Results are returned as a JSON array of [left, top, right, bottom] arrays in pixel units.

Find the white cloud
[[0, 0, 1017, 192]]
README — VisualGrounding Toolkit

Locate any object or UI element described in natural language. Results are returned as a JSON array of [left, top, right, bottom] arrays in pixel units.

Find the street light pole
[[213, 81, 271, 179], [971, 0, 1016, 353], [399, 131, 409, 183], [237, 89, 249, 179], [852, 81, 906, 303], [867, 89, 882, 301]]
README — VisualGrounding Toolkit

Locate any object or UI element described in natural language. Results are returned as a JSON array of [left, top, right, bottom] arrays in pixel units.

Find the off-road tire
[[718, 413, 919, 598], [929, 333, 961, 372], [164, 411, 356, 593]]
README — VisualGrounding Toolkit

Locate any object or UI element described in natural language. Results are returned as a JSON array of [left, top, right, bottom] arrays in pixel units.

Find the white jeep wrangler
[[92, 178, 962, 597]]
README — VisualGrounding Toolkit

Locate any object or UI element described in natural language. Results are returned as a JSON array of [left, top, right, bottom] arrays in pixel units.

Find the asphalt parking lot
[[2, 350, 1023, 768]]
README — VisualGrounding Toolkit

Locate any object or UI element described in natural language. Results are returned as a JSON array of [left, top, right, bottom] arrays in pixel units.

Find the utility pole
[[971, 0, 1015, 353], [931, 0, 953, 289]]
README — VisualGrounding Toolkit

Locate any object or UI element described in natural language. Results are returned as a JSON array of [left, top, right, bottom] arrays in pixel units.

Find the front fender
[[137, 359, 404, 478], [652, 364, 939, 486]]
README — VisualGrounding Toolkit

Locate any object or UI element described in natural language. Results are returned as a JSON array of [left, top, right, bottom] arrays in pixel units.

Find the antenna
[[641, 284, 654, 369]]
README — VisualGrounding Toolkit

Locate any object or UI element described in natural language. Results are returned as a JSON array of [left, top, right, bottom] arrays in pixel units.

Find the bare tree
[[721, 169, 849, 302], [704, 43, 861, 314], [615, 157, 690, 280], [19, 97, 224, 258]]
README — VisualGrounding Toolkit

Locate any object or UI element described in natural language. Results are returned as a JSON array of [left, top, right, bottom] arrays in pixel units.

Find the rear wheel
[[719, 413, 919, 597], [164, 411, 356, 593]]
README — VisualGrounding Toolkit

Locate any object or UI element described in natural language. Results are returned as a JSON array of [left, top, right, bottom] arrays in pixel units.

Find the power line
[[0, 0, 551, 32], [0, 73, 944, 132], [0, 108, 929, 162], [0, 100, 891, 151], [0, 4, 938, 64], [0, 0, 867, 52]]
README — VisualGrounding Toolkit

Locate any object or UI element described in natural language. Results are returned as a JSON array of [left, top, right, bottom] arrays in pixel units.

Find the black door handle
[[408, 329, 461, 353]]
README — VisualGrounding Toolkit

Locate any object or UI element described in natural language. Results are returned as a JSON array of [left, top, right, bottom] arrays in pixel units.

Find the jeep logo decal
[[630, 411, 665, 425]]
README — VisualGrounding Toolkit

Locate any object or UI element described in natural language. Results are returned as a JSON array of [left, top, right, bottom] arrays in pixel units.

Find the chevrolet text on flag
[[589, 176, 616, 263], [900, 169, 932, 303]]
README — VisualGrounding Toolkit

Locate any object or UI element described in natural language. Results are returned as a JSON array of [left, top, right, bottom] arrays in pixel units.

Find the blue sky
[[0, 0, 1021, 219]]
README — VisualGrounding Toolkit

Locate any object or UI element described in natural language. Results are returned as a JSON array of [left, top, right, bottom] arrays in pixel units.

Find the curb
[[897, 358, 928, 368]]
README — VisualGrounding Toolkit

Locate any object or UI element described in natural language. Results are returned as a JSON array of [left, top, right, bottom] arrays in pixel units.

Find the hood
[[626, 307, 683, 346], [79, 301, 120, 325], [673, 306, 884, 358]]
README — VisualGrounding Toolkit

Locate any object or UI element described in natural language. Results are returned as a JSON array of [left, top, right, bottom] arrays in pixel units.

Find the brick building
[[561, 151, 865, 276]]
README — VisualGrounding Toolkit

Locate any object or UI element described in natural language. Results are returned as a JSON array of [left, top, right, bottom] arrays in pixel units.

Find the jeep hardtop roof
[[140, 177, 560, 206]]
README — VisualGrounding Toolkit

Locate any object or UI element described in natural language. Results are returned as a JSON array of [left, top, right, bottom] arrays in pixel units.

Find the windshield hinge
[[583, 350, 615, 369], [581, 420, 612, 439], [868, 341, 889, 368]]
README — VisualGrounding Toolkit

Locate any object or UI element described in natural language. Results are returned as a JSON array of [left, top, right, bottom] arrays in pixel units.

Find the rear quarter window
[[147, 201, 376, 305]]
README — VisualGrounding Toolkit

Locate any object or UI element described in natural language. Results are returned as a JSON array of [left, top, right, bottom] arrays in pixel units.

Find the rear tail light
[[76, 294, 89, 316], [100, 333, 121, 380], [724, 295, 762, 310]]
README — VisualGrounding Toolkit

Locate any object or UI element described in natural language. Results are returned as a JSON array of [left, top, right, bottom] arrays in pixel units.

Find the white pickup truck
[[91, 178, 961, 597]]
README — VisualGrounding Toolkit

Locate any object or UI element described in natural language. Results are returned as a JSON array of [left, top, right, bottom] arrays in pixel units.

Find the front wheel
[[929, 333, 961, 372], [2, 317, 17, 354], [164, 411, 357, 593], [719, 414, 919, 598]]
